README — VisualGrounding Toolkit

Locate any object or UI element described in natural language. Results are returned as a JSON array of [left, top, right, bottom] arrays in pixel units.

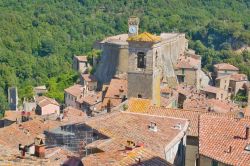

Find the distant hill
[[0, 0, 250, 114]]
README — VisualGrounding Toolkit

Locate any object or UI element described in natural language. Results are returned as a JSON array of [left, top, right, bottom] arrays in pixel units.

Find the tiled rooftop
[[36, 96, 59, 107], [81, 74, 97, 82], [64, 84, 84, 98], [199, 114, 250, 165], [214, 63, 239, 71], [85, 111, 188, 159], [127, 32, 161, 42], [175, 55, 200, 69], [102, 78, 127, 107], [82, 147, 171, 166]]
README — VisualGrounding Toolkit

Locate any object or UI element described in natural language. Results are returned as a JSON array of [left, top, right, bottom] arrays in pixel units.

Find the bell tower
[[128, 16, 140, 37], [127, 32, 161, 106]]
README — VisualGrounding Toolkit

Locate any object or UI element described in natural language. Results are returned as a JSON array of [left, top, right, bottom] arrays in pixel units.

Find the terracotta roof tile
[[175, 56, 200, 69], [82, 147, 171, 166], [102, 78, 127, 108], [81, 74, 97, 82], [36, 96, 59, 107], [85, 111, 188, 159], [214, 63, 239, 71], [199, 114, 250, 165], [64, 84, 84, 98]]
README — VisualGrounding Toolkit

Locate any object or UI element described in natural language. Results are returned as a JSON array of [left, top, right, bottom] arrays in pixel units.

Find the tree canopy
[[0, 0, 250, 117]]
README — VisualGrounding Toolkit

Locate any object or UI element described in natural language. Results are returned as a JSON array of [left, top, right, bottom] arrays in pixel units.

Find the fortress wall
[[128, 73, 153, 99], [95, 43, 128, 83]]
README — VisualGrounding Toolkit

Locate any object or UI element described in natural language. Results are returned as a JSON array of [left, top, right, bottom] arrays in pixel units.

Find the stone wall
[[95, 43, 128, 84], [128, 73, 153, 99], [175, 69, 198, 87]]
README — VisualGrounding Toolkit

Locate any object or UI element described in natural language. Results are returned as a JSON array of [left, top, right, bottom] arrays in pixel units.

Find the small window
[[212, 160, 218, 166], [138, 94, 142, 98], [182, 69, 185, 75], [137, 52, 146, 68]]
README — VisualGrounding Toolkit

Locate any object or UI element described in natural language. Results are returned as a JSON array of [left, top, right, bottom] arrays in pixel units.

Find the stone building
[[213, 63, 239, 78], [35, 96, 60, 116], [64, 84, 84, 107], [94, 17, 187, 89], [174, 53, 202, 88], [72, 55, 88, 73]]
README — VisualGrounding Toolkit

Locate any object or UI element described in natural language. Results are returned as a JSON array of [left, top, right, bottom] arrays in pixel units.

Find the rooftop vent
[[245, 144, 250, 151], [173, 123, 182, 130], [148, 122, 157, 132]]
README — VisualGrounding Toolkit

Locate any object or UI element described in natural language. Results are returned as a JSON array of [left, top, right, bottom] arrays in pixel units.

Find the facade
[[175, 54, 202, 88], [95, 17, 187, 88], [213, 63, 239, 78], [76, 92, 102, 115], [73, 55, 88, 73], [33, 85, 47, 96], [35, 96, 60, 116], [80, 74, 97, 92], [64, 84, 84, 107], [8, 86, 18, 111], [200, 85, 229, 100]]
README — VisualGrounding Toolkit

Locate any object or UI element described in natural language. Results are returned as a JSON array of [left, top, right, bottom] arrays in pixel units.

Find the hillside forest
[[0, 0, 250, 117]]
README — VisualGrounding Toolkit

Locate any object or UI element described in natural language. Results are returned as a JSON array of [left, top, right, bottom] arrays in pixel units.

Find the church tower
[[128, 16, 140, 37], [127, 32, 162, 106]]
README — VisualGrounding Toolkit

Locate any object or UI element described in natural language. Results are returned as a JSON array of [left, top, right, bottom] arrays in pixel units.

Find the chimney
[[148, 122, 157, 132], [34, 136, 45, 158], [126, 140, 136, 150], [246, 126, 249, 140]]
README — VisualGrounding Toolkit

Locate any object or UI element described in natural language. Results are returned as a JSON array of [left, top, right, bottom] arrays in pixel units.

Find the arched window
[[137, 52, 146, 68]]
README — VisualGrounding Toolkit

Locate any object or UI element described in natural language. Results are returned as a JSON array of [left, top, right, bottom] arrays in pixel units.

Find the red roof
[[175, 56, 200, 69], [36, 96, 59, 107], [199, 114, 250, 165], [64, 84, 84, 98], [81, 74, 97, 82], [214, 63, 239, 71]]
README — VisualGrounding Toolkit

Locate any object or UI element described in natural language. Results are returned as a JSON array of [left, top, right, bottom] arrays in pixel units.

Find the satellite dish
[[238, 112, 245, 119]]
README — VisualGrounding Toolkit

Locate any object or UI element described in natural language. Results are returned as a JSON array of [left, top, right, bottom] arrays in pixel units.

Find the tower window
[[137, 52, 146, 68]]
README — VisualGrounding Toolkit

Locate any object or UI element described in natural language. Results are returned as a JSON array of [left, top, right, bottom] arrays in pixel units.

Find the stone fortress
[[94, 16, 204, 106]]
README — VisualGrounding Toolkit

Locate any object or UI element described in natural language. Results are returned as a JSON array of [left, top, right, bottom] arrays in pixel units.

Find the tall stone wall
[[128, 73, 153, 99], [95, 43, 128, 83]]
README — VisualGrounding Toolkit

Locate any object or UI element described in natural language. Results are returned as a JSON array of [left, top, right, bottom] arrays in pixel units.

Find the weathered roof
[[81, 74, 97, 82], [214, 63, 239, 71], [102, 78, 128, 107], [201, 85, 225, 94], [64, 84, 83, 98], [85, 111, 188, 159], [77, 92, 102, 106], [230, 73, 248, 82], [199, 114, 250, 166], [82, 146, 171, 166], [74, 55, 87, 62], [36, 96, 59, 107], [175, 56, 200, 69], [127, 32, 161, 42]]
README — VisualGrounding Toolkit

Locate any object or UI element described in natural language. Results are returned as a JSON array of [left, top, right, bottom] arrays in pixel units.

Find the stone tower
[[127, 32, 161, 106], [128, 16, 140, 37]]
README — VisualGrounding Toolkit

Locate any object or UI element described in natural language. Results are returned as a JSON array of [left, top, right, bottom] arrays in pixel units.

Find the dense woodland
[[0, 0, 250, 117]]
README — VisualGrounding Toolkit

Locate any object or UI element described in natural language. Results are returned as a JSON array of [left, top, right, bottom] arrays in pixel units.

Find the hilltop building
[[73, 55, 88, 73]]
